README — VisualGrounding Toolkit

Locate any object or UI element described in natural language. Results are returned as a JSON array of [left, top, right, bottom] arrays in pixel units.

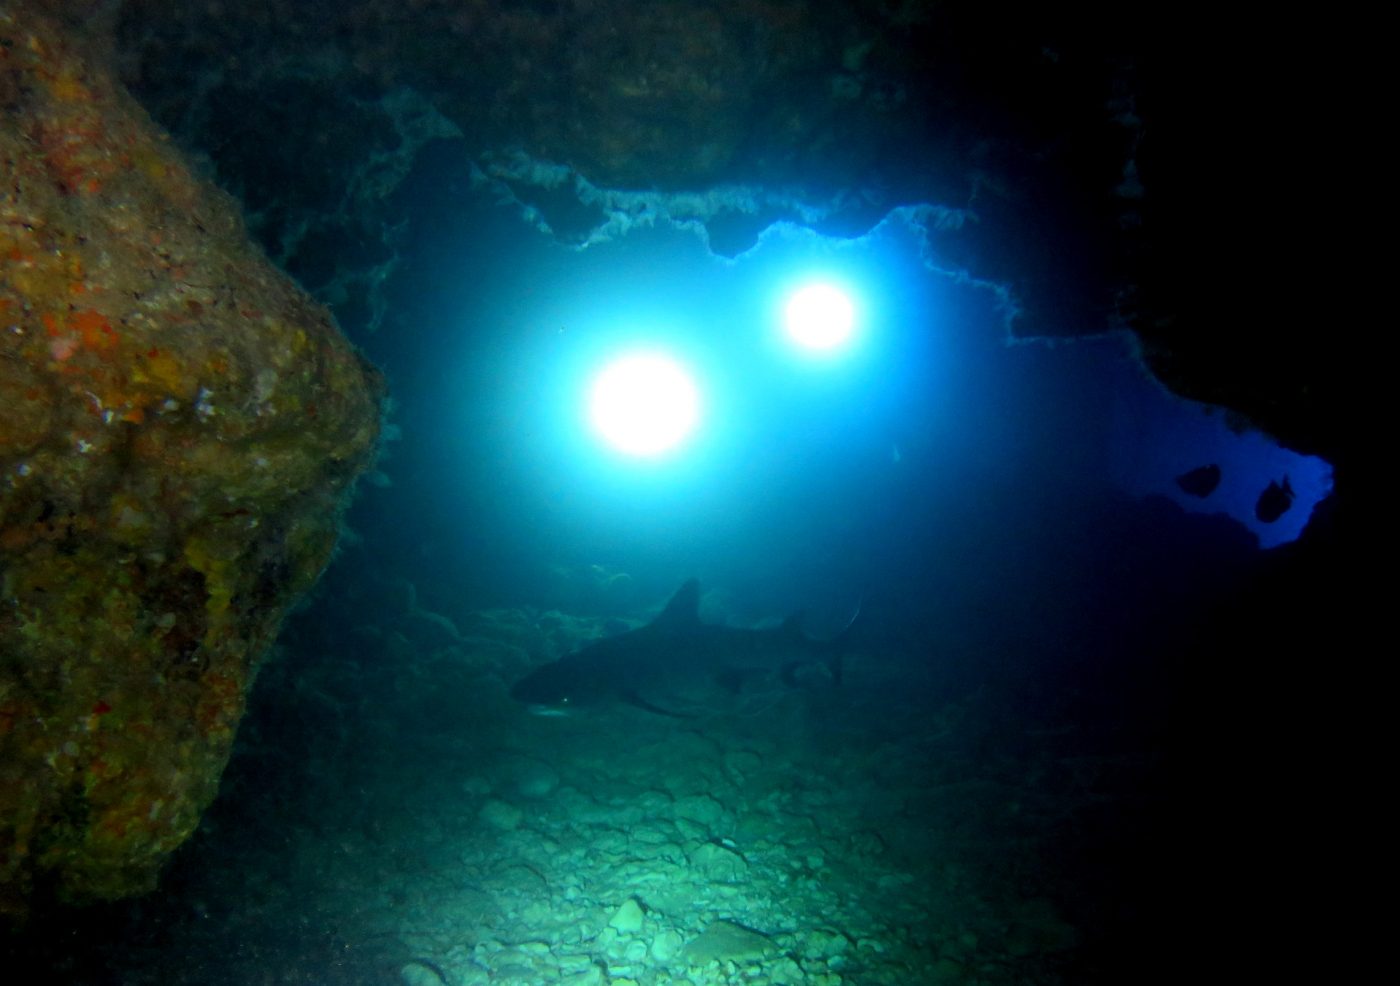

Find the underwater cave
[[1, 3, 1353, 985]]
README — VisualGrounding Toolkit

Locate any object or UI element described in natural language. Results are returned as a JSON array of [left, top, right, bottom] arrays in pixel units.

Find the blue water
[[352, 157, 1329, 614], [10, 145, 1334, 986]]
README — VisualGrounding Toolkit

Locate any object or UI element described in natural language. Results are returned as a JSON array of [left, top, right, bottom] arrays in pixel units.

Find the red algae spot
[[71, 308, 117, 350], [49, 335, 79, 361]]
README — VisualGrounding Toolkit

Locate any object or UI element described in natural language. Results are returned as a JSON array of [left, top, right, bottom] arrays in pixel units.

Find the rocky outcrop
[[0, 6, 383, 917]]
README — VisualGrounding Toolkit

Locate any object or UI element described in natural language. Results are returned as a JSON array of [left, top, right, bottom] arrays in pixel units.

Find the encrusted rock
[[673, 793, 727, 832], [683, 919, 776, 964], [479, 799, 524, 831], [498, 756, 561, 800], [608, 896, 646, 934], [649, 928, 686, 963], [690, 841, 749, 882], [0, 5, 382, 918]]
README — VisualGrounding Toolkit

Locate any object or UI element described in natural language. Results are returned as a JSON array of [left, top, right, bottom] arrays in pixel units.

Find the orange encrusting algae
[[0, 4, 384, 920]]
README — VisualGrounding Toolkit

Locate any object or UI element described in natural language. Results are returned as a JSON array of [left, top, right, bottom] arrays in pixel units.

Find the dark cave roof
[[48, 0, 1342, 472]]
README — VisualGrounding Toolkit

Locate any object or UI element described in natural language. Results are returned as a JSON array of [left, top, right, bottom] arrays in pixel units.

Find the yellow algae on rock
[[0, 6, 383, 918]]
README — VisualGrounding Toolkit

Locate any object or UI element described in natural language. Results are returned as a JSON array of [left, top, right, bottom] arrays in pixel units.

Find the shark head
[[510, 581, 704, 715], [508, 653, 614, 715]]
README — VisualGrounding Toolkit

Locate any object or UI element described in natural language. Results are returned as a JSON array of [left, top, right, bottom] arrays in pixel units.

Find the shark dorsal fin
[[653, 579, 702, 629]]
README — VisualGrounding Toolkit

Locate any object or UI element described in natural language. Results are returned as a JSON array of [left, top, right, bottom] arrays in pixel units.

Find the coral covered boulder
[[0, 7, 383, 917]]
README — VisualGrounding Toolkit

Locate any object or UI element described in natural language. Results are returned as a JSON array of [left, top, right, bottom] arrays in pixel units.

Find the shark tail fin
[[827, 590, 866, 686], [777, 609, 832, 687], [824, 647, 846, 688], [779, 590, 865, 689]]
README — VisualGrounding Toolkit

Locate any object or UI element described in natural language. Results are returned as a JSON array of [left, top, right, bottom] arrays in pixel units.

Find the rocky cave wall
[[1, 5, 383, 918]]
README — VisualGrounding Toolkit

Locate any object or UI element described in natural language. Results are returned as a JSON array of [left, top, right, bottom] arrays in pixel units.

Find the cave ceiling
[[48, 0, 1342, 472]]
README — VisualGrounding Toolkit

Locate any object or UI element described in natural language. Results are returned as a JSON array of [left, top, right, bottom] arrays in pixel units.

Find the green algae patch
[[0, 5, 383, 919]]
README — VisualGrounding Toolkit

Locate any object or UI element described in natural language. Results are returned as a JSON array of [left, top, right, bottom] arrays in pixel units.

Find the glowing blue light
[[785, 283, 855, 351], [589, 352, 700, 456]]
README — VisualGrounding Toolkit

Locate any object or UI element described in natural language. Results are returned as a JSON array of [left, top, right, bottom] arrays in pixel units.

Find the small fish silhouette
[[1255, 476, 1295, 523], [1175, 463, 1221, 498]]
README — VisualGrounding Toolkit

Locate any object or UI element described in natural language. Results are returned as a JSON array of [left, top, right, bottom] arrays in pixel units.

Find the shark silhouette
[[510, 579, 857, 717]]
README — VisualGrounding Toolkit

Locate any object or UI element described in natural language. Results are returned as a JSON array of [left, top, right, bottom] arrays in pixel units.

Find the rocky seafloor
[[17, 559, 1168, 986], [38, 562, 1159, 986]]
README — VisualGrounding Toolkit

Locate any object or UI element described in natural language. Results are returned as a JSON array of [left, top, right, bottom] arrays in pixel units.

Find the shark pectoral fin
[[621, 688, 694, 718], [782, 657, 843, 688], [715, 667, 747, 695], [716, 666, 778, 695]]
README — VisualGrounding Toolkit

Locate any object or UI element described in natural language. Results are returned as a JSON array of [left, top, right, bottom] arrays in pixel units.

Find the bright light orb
[[589, 353, 700, 456], [785, 283, 855, 351]]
